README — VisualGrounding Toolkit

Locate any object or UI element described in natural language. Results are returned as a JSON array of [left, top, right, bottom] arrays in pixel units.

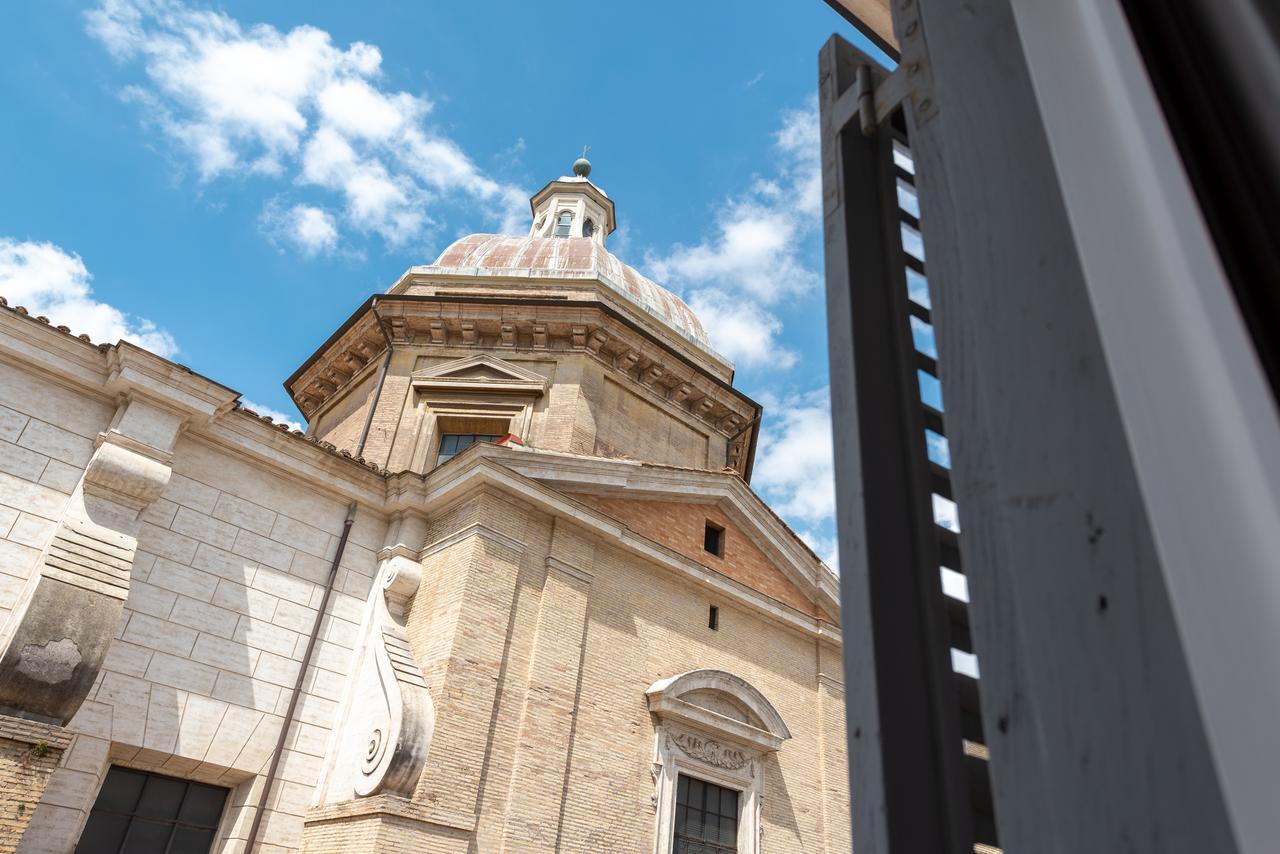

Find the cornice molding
[[817, 672, 846, 694], [376, 544, 421, 563], [104, 343, 238, 423], [546, 555, 594, 585], [420, 521, 526, 560], [284, 296, 758, 476]]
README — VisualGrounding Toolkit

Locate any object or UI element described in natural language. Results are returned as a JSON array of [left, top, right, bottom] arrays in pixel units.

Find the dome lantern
[[528, 151, 614, 245]]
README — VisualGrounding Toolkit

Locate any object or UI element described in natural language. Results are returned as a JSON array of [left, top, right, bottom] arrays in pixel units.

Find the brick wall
[[572, 493, 827, 618], [310, 373, 376, 454], [0, 717, 71, 854]]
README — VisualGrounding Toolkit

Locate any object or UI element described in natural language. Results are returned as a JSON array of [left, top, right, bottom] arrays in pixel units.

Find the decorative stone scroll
[[348, 546, 435, 798]]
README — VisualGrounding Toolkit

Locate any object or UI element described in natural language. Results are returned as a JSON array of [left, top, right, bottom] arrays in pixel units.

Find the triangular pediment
[[567, 491, 833, 620], [409, 446, 840, 635], [473, 448, 838, 619], [411, 354, 549, 396]]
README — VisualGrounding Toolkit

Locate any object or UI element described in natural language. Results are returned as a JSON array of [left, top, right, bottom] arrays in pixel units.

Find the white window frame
[[647, 670, 790, 854], [554, 210, 574, 237]]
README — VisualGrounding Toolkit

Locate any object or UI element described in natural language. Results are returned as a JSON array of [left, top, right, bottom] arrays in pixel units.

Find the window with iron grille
[[436, 433, 503, 465], [674, 774, 739, 854], [75, 767, 228, 854]]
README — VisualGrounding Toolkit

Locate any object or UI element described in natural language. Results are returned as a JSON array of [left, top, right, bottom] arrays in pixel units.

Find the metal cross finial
[[581, 145, 590, 159]]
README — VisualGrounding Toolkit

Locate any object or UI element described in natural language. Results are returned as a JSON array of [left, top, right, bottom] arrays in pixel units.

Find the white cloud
[[752, 388, 835, 528], [240, 399, 303, 432], [798, 528, 840, 573], [647, 98, 819, 365], [687, 290, 796, 370], [652, 202, 816, 302], [86, 0, 526, 249], [0, 238, 177, 357], [261, 201, 339, 255]]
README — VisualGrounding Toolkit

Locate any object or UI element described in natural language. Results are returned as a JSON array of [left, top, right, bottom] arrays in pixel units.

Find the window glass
[[437, 433, 504, 465], [75, 767, 228, 854], [674, 774, 739, 853], [554, 211, 573, 237], [135, 776, 185, 820], [582, 218, 595, 238]]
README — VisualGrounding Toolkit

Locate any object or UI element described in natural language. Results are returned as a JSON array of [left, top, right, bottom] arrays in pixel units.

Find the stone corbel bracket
[[0, 344, 237, 726], [352, 543, 435, 798]]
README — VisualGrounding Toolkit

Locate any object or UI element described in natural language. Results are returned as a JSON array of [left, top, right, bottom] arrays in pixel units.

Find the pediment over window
[[647, 669, 791, 753], [411, 353, 549, 396]]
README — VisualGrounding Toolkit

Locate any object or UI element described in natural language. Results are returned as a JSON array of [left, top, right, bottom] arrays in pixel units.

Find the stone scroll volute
[[347, 542, 435, 798]]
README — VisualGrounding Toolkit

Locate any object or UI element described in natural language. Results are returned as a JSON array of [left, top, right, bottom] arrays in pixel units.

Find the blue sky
[[0, 1, 893, 567]]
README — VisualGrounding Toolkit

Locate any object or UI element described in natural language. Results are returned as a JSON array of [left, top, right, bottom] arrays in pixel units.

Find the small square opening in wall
[[703, 521, 725, 557], [708, 605, 720, 631]]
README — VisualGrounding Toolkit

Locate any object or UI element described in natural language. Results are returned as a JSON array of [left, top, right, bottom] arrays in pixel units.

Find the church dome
[[429, 233, 711, 352]]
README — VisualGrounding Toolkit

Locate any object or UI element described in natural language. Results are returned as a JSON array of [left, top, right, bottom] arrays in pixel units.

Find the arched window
[[554, 211, 573, 237], [582, 218, 595, 238], [646, 669, 791, 854]]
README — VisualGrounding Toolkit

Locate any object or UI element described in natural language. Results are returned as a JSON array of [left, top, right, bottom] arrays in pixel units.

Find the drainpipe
[[244, 501, 358, 852], [355, 298, 395, 459]]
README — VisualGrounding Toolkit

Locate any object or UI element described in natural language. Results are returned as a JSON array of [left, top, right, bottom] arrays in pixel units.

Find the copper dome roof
[[429, 234, 711, 352]]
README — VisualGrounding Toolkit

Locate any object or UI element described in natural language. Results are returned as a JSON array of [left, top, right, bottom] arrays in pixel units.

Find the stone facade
[[0, 164, 848, 852]]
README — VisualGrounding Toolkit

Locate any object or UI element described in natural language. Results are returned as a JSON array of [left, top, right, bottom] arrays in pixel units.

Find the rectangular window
[[703, 521, 725, 557], [76, 767, 228, 854], [708, 605, 720, 631], [674, 774, 739, 853], [437, 433, 503, 465], [554, 211, 573, 237]]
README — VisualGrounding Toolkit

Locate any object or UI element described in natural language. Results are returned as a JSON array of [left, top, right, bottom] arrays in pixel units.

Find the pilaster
[[498, 523, 594, 850], [817, 637, 851, 852], [405, 494, 532, 838]]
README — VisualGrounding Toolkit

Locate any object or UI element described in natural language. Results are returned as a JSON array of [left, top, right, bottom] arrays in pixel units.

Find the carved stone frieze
[[670, 730, 749, 770]]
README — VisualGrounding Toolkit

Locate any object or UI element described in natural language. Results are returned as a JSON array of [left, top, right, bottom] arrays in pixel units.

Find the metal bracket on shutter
[[832, 0, 938, 136]]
